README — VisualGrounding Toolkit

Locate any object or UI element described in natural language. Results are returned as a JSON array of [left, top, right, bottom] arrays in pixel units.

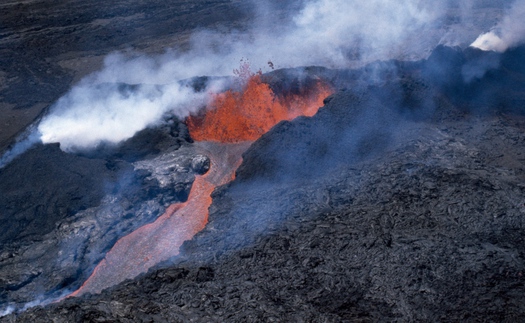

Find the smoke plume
[[0, 127, 40, 169], [37, 81, 216, 152], [471, 0, 525, 52], [0, 289, 74, 318], [0, 306, 14, 317], [0, 0, 498, 163]]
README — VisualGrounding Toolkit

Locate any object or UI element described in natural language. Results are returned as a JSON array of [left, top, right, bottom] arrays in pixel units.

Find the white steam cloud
[[0, 0, 494, 164], [0, 306, 14, 317], [0, 289, 75, 318], [35, 0, 452, 154], [471, 0, 525, 52], [37, 82, 216, 151], [0, 127, 40, 168], [91, 0, 446, 83]]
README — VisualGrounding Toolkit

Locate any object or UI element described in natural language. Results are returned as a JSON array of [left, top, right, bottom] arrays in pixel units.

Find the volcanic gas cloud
[[70, 67, 332, 297]]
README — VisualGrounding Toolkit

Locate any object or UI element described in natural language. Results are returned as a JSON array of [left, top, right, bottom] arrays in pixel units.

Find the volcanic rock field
[[2, 1, 525, 322]]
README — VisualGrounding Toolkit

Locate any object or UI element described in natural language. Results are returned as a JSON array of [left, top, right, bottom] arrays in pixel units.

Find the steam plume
[[470, 0, 525, 52], [0, 0, 492, 164], [0, 306, 14, 317], [37, 82, 216, 152], [0, 128, 40, 169]]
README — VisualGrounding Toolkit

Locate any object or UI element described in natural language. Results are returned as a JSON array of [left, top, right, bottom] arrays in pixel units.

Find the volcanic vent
[[69, 65, 333, 297]]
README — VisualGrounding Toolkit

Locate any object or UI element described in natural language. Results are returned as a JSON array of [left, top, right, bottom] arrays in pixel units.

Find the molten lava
[[70, 72, 332, 297], [187, 73, 332, 142], [70, 142, 248, 297]]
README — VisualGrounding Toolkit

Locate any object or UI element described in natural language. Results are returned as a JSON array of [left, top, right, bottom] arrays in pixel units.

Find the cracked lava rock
[[2, 44, 525, 321]]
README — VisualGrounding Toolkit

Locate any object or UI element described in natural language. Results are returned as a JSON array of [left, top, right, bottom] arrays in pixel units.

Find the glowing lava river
[[69, 72, 332, 297]]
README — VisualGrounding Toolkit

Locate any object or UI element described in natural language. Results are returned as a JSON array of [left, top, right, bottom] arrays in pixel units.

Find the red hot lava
[[69, 70, 332, 297], [186, 71, 332, 142]]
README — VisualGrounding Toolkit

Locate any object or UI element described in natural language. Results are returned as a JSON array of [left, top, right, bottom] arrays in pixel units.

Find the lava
[[69, 71, 332, 297], [70, 142, 248, 297], [187, 73, 332, 142]]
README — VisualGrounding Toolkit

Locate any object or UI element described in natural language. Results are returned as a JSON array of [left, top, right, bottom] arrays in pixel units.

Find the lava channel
[[69, 72, 332, 297]]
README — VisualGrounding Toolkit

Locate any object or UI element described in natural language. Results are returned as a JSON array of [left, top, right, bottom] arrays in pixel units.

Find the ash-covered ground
[[2, 44, 525, 321]]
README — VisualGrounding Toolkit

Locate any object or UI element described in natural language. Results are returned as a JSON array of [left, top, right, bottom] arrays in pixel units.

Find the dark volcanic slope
[[0, 143, 131, 245], [15, 116, 525, 322], [0, 121, 208, 308], [6, 46, 525, 321]]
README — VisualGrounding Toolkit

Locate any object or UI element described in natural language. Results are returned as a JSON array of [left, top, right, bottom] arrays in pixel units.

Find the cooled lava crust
[[2, 45, 525, 321]]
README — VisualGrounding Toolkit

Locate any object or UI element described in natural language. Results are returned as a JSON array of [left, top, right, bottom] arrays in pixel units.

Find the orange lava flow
[[187, 74, 332, 142], [69, 142, 248, 297], [68, 73, 332, 298]]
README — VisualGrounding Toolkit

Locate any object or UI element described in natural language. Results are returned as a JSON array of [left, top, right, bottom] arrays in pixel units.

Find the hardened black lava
[[2, 45, 525, 321]]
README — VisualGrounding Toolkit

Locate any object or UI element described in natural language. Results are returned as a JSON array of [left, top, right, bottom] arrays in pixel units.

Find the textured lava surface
[[4, 45, 525, 321], [70, 142, 250, 297]]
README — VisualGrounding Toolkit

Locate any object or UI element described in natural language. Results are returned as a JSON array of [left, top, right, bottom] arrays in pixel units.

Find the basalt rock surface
[[0, 120, 208, 309], [4, 45, 525, 321]]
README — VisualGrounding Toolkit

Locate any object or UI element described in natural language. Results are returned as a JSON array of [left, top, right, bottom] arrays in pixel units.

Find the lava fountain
[[69, 69, 332, 297]]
